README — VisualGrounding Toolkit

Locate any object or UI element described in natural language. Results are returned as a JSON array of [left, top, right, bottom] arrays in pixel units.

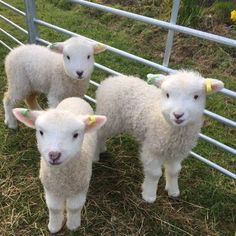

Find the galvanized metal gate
[[0, 0, 235, 179]]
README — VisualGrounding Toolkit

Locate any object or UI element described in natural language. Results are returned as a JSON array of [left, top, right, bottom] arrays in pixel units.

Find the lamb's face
[[62, 41, 95, 80], [35, 111, 85, 166], [49, 37, 107, 80], [160, 74, 206, 126]]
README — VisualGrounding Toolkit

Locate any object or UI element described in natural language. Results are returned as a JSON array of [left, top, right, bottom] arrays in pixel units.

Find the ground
[[0, 0, 235, 235]]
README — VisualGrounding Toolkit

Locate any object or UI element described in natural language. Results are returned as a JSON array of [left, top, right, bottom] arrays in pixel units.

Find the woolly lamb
[[95, 70, 224, 203], [4, 37, 106, 129], [13, 97, 107, 233]]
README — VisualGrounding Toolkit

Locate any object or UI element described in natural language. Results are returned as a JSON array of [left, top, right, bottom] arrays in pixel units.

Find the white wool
[[3, 37, 105, 129], [95, 70, 224, 203]]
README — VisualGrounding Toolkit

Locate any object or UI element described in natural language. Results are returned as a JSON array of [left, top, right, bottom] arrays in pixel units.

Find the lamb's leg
[[66, 192, 86, 231], [45, 190, 65, 234], [94, 130, 107, 162], [47, 95, 60, 108], [141, 148, 163, 203], [25, 93, 42, 110], [164, 160, 182, 197], [3, 92, 18, 129]]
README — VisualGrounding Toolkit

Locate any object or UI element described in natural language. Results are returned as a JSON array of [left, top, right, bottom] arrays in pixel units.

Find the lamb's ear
[[147, 74, 167, 87], [93, 42, 107, 54], [47, 42, 64, 53], [204, 78, 224, 94], [82, 115, 107, 133], [12, 108, 45, 129]]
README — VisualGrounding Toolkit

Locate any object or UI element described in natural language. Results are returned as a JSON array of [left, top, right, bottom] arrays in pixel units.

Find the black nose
[[174, 113, 184, 119], [49, 151, 61, 161], [76, 71, 84, 77]]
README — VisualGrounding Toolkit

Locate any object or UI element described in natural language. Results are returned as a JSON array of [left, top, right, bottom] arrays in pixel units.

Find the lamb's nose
[[49, 151, 61, 161], [174, 113, 184, 119], [76, 71, 84, 77]]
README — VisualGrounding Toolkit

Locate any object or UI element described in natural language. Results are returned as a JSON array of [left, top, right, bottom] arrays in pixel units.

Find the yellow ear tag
[[95, 43, 106, 53], [88, 116, 96, 125], [205, 79, 212, 93]]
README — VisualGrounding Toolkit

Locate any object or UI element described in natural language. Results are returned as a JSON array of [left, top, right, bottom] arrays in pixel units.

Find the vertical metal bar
[[162, 0, 180, 67], [24, 0, 38, 43]]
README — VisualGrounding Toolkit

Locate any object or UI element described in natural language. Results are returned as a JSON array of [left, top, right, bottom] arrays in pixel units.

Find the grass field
[[0, 0, 236, 235]]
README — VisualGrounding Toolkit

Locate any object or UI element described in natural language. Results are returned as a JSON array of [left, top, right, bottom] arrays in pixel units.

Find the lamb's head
[[13, 108, 107, 166], [147, 70, 224, 127], [48, 37, 107, 80]]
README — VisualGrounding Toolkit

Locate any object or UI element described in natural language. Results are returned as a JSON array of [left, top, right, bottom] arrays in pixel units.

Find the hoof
[[142, 192, 156, 203]]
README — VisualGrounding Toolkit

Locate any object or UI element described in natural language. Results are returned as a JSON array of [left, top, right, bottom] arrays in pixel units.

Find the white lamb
[[13, 97, 107, 233], [95, 70, 224, 203], [4, 36, 106, 129]]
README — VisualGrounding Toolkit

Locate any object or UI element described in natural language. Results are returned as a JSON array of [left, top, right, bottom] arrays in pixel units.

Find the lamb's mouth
[[175, 119, 184, 125], [49, 160, 63, 166]]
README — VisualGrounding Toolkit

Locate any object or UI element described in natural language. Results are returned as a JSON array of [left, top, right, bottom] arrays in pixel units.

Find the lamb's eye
[[166, 93, 169, 98], [67, 55, 70, 60], [87, 55, 90, 59], [73, 133, 79, 139], [39, 130, 44, 136], [194, 95, 199, 100]]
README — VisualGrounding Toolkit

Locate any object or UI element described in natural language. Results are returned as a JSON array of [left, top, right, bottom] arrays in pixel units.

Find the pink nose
[[173, 113, 184, 119], [48, 151, 61, 161]]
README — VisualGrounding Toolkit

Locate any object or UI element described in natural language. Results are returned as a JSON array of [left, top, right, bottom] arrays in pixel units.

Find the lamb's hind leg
[[164, 160, 182, 197], [94, 129, 107, 162], [141, 146, 163, 203], [25, 93, 42, 110], [3, 92, 19, 129]]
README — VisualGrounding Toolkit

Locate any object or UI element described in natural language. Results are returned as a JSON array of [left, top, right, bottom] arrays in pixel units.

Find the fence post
[[162, 0, 180, 67], [24, 0, 38, 43]]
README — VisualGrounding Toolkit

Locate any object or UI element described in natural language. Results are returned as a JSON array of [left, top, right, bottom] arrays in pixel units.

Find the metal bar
[[70, 0, 236, 48], [84, 95, 96, 104], [0, 28, 24, 45], [34, 19, 236, 99], [204, 110, 236, 128], [163, 0, 180, 67], [190, 151, 236, 179], [0, 40, 12, 50], [94, 63, 122, 76], [199, 133, 236, 155], [0, 0, 25, 16], [24, 0, 38, 43], [0, 15, 28, 34], [35, 37, 50, 45]]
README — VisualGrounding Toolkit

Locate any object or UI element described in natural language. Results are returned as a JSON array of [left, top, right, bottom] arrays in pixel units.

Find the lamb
[[13, 97, 107, 233], [95, 70, 224, 203], [4, 36, 106, 129]]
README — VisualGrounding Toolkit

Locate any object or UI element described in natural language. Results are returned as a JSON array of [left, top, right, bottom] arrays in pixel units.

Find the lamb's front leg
[[66, 192, 86, 231], [45, 190, 65, 234], [141, 148, 163, 203], [164, 160, 182, 197]]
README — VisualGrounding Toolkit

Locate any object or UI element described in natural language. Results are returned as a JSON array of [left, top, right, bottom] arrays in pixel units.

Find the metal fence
[[0, 0, 235, 179]]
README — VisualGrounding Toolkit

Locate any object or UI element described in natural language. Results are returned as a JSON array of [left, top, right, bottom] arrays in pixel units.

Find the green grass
[[0, 1, 236, 235]]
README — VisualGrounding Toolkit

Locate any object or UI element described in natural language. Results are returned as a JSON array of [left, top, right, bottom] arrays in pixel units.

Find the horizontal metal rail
[[0, 14, 28, 34], [199, 133, 236, 155], [34, 18, 236, 99], [71, 0, 236, 48], [84, 95, 96, 104], [0, 28, 23, 45], [190, 151, 236, 179], [204, 110, 236, 128], [0, 40, 12, 50], [0, 0, 25, 16]]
